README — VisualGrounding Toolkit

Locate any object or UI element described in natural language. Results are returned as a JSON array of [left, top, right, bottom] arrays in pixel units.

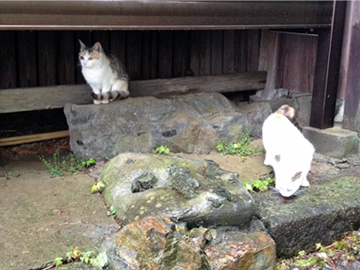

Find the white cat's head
[[78, 40, 104, 68]]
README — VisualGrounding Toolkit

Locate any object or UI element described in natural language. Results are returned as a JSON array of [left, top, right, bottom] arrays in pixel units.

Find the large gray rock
[[64, 93, 249, 160], [99, 153, 257, 228], [253, 175, 360, 258]]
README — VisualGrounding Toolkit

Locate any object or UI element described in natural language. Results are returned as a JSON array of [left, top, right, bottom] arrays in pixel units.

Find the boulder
[[64, 92, 249, 160], [99, 153, 257, 228], [104, 216, 276, 270]]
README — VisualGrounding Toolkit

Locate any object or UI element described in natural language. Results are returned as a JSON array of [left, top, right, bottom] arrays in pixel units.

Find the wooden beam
[[130, 72, 266, 98], [0, 1, 333, 30], [340, 1, 360, 133], [0, 130, 69, 146], [0, 72, 266, 114], [310, 0, 347, 129]]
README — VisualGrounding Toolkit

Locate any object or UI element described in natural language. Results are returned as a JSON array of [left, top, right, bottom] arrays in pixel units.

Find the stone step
[[253, 174, 360, 258]]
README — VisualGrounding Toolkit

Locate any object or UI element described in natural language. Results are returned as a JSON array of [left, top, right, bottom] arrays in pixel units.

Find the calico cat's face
[[78, 40, 103, 68]]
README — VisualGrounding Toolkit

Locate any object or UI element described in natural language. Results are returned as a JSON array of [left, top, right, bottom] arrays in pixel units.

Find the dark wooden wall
[[0, 30, 261, 89], [0, 30, 317, 93]]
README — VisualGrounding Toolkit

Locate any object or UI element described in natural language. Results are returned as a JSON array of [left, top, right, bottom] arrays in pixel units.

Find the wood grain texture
[[0, 72, 266, 113], [158, 31, 173, 78], [58, 31, 76, 85], [38, 31, 58, 86], [17, 31, 37, 87], [211, 30, 223, 75], [0, 130, 69, 146], [0, 31, 17, 89], [141, 31, 158, 79]]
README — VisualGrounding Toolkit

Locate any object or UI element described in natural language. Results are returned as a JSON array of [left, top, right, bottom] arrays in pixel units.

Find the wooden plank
[[110, 31, 126, 66], [190, 31, 201, 76], [141, 31, 158, 79], [257, 29, 281, 99], [211, 30, 223, 75], [0, 31, 17, 89], [340, 1, 360, 132], [158, 31, 173, 78], [173, 31, 189, 78], [234, 30, 247, 73], [17, 31, 37, 87], [0, 84, 92, 113], [200, 31, 211, 76], [126, 31, 142, 80], [0, 1, 333, 30], [130, 72, 266, 97], [279, 34, 317, 93], [310, 1, 347, 129], [37, 31, 58, 86], [0, 72, 266, 113], [0, 130, 69, 147], [246, 30, 261, 72], [223, 30, 235, 74], [58, 31, 76, 85]]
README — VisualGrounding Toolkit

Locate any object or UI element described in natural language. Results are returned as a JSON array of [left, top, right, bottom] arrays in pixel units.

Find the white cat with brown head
[[262, 105, 314, 197], [79, 40, 129, 104]]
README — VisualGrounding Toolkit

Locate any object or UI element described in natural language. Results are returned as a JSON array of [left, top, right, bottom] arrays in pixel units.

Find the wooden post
[[340, 1, 360, 133], [257, 29, 281, 99], [309, 0, 347, 129]]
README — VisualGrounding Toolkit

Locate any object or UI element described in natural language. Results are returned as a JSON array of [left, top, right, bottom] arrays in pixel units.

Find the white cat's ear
[[79, 39, 86, 51], [92, 42, 103, 53]]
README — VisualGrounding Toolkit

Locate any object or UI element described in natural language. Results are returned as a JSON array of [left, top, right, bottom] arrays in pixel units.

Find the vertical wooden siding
[[0, 30, 316, 93], [0, 30, 262, 90]]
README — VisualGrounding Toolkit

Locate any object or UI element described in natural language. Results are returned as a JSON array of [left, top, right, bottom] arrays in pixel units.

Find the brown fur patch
[[292, 171, 302, 182]]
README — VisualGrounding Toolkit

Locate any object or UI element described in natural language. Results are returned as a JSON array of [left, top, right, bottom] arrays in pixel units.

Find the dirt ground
[[0, 137, 341, 270]]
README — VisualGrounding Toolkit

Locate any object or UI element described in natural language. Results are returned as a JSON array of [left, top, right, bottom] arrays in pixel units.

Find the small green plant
[[81, 158, 96, 168], [54, 246, 107, 268], [242, 177, 275, 193], [41, 151, 96, 178], [156, 145, 170, 155], [54, 256, 63, 268], [107, 205, 116, 216], [216, 132, 263, 158], [40, 150, 66, 178]]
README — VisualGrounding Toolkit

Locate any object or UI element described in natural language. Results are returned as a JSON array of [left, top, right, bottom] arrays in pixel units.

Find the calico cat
[[262, 105, 315, 197], [79, 40, 129, 104]]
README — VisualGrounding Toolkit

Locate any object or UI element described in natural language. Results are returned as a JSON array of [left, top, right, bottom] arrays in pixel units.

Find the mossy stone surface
[[253, 175, 360, 258]]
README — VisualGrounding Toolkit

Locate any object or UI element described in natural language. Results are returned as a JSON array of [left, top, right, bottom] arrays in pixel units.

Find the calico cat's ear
[[79, 39, 86, 51], [92, 42, 103, 53]]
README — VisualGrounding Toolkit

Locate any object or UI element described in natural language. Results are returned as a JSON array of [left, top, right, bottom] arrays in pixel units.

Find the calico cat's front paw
[[93, 99, 101, 105]]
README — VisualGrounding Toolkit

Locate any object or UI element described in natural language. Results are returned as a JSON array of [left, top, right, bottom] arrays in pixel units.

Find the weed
[[216, 132, 263, 158], [39, 150, 65, 178], [54, 246, 107, 268], [107, 205, 117, 216], [40, 150, 96, 178], [276, 230, 360, 269], [156, 145, 170, 155], [242, 177, 275, 193]]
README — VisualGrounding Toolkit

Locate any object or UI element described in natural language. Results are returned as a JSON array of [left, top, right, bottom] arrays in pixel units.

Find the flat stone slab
[[253, 175, 360, 258], [303, 126, 359, 158]]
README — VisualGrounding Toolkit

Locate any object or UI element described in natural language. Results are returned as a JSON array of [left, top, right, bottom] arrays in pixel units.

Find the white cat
[[262, 105, 315, 197], [79, 40, 129, 104]]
